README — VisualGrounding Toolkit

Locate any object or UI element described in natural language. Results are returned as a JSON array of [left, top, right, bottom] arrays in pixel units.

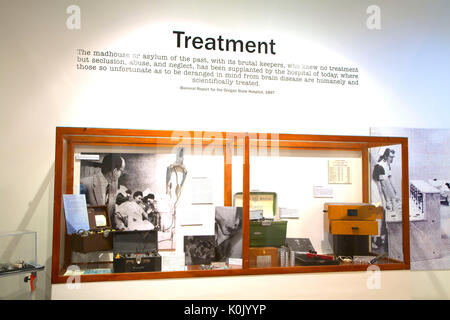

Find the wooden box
[[326, 220, 378, 236], [324, 203, 383, 221], [324, 203, 381, 256], [324, 203, 381, 236], [69, 206, 113, 253], [249, 247, 279, 268]]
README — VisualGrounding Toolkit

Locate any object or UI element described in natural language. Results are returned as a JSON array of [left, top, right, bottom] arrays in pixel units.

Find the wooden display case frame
[[51, 127, 410, 284]]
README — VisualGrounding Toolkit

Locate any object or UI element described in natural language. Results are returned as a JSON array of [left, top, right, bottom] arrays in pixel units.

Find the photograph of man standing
[[80, 154, 126, 227]]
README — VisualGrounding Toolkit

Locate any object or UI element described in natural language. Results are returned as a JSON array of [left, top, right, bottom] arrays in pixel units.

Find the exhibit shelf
[[0, 264, 44, 278]]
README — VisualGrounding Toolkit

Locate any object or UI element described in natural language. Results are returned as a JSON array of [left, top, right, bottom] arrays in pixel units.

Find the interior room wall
[[1, 0, 450, 299], [244, 151, 362, 253]]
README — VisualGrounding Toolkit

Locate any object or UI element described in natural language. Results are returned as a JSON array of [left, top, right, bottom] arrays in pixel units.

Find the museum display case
[[0, 231, 44, 277], [51, 127, 410, 283]]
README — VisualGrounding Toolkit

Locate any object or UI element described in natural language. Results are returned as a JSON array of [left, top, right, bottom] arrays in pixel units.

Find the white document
[[63, 194, 90, 234], [178, 205, 215, 227], [161, 254, 186, 272], [191, 176, 214, 204], [328, 160, 351, 184], [94, 215, 107, 227], [75, 153, 100, 161], [279, 208, 300, 218], [313, 185, 334, 198], [228, 258, 243, 266]]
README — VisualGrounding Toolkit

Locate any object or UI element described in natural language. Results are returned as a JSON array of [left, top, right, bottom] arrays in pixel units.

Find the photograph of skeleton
[[183, 235, 216, 265], [79, 148, 187, 250], [371, 127, 450, 270], [214, 206, 243, 262]]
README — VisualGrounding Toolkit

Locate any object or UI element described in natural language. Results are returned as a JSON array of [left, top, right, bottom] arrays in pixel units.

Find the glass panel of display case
[[52, 128, 409, 283], [245, 138, 405, 269], [0, 231, 42, 276], [57, 132, 244, 278]]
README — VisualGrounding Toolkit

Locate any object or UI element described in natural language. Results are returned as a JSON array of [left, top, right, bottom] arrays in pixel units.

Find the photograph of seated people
[[114, 191, 155, 231], [80, 153, 171, 234]]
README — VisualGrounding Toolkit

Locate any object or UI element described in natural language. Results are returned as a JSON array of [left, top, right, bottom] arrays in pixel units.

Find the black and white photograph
[[370, 145, 403, 257], [79, 150, 187, 250], [371, 127, 450, 270], [183, 235, 216, 265], [214, 206, 243, 262]]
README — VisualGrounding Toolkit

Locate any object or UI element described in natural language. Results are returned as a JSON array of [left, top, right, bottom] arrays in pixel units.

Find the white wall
[[51, 270, 450, 300], [1, 0, 450, 300]]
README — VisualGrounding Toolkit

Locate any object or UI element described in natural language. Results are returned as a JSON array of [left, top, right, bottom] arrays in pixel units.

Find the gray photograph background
[[80, 152, 177, 250], [371, 127, 450, 270]]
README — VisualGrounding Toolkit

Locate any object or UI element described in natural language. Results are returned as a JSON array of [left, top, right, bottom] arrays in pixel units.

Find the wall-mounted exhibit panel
[[51, 127, 410, 284]]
